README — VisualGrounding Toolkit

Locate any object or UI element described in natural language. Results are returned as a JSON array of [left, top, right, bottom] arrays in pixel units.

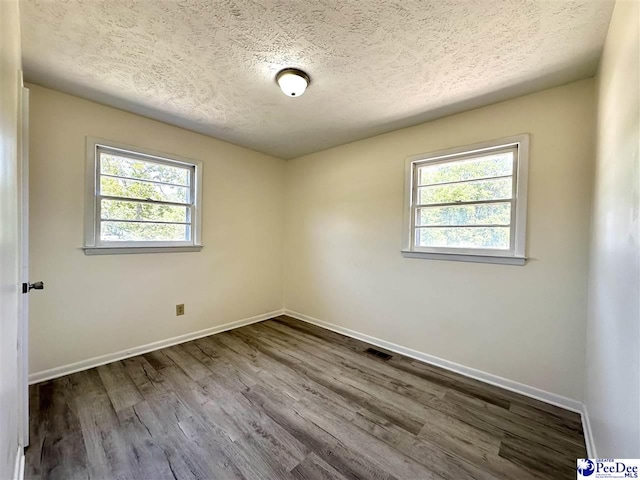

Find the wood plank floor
[[26, 316, 586, 480]]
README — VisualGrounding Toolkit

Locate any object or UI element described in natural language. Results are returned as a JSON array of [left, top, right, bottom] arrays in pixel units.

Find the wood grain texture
[[26, 316, 586, 480]]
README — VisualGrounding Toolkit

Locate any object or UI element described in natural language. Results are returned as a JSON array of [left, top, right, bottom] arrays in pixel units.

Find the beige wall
[[284, 79, 595, 401], [22, 2, 640, 454], [29, 76, 600, 405], [0, 0, 23, 476], [587, 0, 640, 457], [28, 85, 286, 375]]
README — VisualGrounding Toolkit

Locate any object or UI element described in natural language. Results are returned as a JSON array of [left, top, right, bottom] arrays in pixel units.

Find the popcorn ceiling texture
[[21, 0, 614, 159]]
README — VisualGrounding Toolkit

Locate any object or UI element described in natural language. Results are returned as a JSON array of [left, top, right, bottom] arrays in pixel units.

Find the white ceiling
[[21, 0, 614, 159]]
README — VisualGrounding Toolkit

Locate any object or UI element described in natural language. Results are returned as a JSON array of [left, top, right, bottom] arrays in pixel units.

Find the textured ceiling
[[21, 0, 614, 159]]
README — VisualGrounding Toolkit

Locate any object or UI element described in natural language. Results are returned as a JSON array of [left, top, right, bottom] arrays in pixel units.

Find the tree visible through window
[[85, 139, 202, 252], [99, 152, 192, 242], [403, 135, 529, 263]]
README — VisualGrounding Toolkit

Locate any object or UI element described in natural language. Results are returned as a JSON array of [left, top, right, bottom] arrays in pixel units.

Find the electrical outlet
[[176, 304, 185, 316]]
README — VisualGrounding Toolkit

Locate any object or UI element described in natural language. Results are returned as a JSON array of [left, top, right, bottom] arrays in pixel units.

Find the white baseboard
[[29, 309, 285, 384], [13, 445, 24, 480], [28, 306, 595, 454], [284, 309, 584, 414], [581, 404, 597, 458]]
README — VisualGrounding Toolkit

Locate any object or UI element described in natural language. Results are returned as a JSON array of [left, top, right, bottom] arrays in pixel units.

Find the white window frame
[[402, 134, 529, 265], [84, 137, 203, 255]]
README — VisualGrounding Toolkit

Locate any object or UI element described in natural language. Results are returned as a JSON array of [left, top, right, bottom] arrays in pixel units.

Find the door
[[17, 76, 30, 448]]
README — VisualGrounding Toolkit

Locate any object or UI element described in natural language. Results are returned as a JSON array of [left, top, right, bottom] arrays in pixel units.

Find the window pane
[[417, 177, 512, 205], [418, 151, 513, 186], [416, 202, 511, 226], [101, 221, 189, 242], [416, 226, 510, 249], [100, 152, 190, 186], [101, 199, 189, 223], [100, 176, 190, 203]]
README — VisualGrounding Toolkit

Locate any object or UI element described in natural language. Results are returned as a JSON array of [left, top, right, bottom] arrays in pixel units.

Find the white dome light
[[276, 68, 310, 97]]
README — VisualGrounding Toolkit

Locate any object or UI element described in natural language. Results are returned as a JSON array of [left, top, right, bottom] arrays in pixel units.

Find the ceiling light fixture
[[276, 68, 310, 97]]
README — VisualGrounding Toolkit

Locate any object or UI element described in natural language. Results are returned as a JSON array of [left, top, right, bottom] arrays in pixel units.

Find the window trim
[[401, 134, 529, 265], [84, 137, 204, 254]]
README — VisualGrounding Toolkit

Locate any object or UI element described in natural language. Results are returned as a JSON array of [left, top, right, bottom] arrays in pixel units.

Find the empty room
[[1, 0, 639, 479]]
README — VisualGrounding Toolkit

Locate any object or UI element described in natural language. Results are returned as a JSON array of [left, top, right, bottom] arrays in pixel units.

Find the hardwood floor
[[26, 316, 586, 480]]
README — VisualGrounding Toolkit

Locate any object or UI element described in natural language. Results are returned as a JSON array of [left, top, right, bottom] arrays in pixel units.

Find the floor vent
[[365, 347, 392, 360]]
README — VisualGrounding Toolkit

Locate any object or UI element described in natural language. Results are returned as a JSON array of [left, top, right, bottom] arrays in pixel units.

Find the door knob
[[22, 281, 44, 294]]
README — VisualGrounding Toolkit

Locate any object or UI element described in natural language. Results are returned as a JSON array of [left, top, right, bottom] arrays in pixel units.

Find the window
[[84, 138, 203, 254], [402, 134, 529, 265]]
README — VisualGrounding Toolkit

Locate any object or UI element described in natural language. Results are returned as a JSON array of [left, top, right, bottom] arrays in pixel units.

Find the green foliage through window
[[416, 203, 511, 226], [98, 151, 193, 242], [414, 149, 515, 250]]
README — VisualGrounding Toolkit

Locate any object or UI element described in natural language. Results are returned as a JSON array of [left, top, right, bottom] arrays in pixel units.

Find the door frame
[[17, 74, 29, 449]]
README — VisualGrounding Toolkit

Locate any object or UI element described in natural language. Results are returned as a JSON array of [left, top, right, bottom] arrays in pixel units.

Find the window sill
[[401, 250, 526, 265], [83, 245, 203, 255]]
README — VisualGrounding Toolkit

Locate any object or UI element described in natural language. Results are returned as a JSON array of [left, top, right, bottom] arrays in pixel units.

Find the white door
[[17, 76, 31, 448]]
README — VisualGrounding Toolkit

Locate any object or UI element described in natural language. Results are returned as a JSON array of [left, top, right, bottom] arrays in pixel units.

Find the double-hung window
[[402, 134, 529, 265], [84, 138, 203, 254]]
